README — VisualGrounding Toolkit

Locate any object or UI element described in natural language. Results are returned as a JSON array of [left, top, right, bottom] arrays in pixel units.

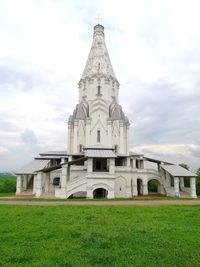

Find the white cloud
[[0, 146, 9, 155]]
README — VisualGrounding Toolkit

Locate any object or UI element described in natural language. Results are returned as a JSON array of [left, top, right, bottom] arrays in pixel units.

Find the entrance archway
[[93, 188, 108, 199], [137, 179, 143, 195], [148, 179, 160, 194]]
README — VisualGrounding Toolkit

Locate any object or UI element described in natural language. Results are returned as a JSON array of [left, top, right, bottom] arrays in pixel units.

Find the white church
[[15, 24, 197, 199]]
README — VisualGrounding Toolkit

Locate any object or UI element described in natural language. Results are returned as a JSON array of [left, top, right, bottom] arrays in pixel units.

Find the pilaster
[[16, 175, 22, 194], [87, 158, 93, 173], [180, 177, 184, 190], [35, 172, 43, 197], [107, 119, 112, 147], [73, 120, 78, 153], [190, 177, 197, 198], [174, 177, 180, 197], [107, 190, 114, 199], [60, 166, 67, 194], [132, 179, 138, 196], [67, 123, 72, 154], [85, 118, 91, 147], [143, 179, 148, 195], [109, 158, 115, 174], [119, 122, 124, 154]]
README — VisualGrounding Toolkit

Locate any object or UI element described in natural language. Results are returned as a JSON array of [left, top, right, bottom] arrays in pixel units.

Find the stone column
[[126, 125, 129, 154], [87, 158, 93, 173], [73, 120, 78, 153], [132, 179, 138, 196], [174, 177, 180, 197], [67, 123, 72, 154], [107, 190, 114, 199], [126, 179, 132, 198], [16, 175, 22, 194], [142, 180, 148, 195], [61, 157, 65, 164], [140, 160, 144, 169], [126, 157, 130, 167], [180, 177, 184, 190], [107, 119, 112, 147], [23, 175, 28, 190], [35, 172, 43, 197], [85, 119, 91, 147], [119, 122, 124, 154], [132, 159, 136, 169], [44, 172, 50, 192], [109, 158, 115, 174], [68, 155, 72, 162], [61, 166, 67, 192], [87, 189, 93, 199], [33, 174, 37, 194], [190, 177, 197, 198]]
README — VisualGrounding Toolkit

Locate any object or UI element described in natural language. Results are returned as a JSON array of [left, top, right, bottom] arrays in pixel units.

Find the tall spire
[[81, 24, 117, 80]]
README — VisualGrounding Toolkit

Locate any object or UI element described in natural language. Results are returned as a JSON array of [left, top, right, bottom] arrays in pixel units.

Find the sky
[[0, 0, 200, 172]]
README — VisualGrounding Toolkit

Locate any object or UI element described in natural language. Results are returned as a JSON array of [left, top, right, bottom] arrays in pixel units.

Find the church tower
[[15, 23, 197, 200], [67, 24, 129, 154]]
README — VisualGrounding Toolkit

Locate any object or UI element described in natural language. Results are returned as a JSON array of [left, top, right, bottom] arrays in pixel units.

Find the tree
[[179, 163, 189, 170], [196, 168, 200, 196]]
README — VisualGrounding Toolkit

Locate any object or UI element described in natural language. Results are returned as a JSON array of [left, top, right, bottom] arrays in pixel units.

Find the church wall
[[89, 111, 109, 146], [79, 77, 118, 104], [86, 176, 115, 198], [77, 120, 86, 150]]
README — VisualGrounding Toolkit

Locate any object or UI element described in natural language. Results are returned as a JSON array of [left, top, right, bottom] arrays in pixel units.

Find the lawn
[[0, 193, 15, 197], [0, 205, 200, 267]]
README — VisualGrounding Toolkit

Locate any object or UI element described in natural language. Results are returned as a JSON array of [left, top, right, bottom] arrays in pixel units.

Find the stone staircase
[[66, 176, 87, 198], [180, 191, 191, 198], [41, 192, 56, 198], [16, 189, 35, 198]]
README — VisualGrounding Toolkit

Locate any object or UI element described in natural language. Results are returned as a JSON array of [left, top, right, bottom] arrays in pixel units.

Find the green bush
[[196, 176, 200, 196], [0, 176, 16, 193]]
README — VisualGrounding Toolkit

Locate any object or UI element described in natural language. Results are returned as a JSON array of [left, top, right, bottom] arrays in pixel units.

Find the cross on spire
[[95, 14, 103, 25]]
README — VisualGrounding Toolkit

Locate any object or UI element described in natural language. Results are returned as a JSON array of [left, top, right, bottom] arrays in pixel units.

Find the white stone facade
[[15, 24, 197, 199]]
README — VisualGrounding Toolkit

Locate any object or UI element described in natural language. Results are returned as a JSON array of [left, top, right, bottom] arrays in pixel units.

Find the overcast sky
[[0, 0, 200, 172]]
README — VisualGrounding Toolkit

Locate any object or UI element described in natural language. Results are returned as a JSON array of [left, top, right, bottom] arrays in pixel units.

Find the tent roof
[[15, 159, 50, 175], [161, 165, 197, 177]]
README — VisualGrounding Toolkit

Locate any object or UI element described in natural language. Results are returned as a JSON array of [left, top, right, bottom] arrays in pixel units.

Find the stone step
[[16, 193, 35, 198], [16, 189, 35, 198], [41, 193, 56, 198], [180, 191, 191, 198]]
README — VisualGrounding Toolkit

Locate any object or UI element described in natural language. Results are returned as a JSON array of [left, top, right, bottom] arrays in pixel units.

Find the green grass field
[[0, 175, 16, 194], [0, 205, 200, 267]]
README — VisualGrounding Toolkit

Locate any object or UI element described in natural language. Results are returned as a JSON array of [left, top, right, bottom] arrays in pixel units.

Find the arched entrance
[[93, 188, 108, 199], [137, 179, 143, 195], [148, 179, 161, 195]]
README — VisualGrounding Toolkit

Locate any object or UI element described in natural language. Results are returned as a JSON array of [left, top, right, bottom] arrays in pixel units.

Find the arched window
[[97, 130, 100, 143]]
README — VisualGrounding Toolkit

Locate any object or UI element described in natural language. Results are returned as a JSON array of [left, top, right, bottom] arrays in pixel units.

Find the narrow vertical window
[[79, 144, 83, 152], [97, 85, 101, 95], [97, 130, 100, 143]]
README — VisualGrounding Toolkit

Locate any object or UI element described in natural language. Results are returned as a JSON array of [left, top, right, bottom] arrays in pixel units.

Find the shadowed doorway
[[93, 188, 108, 198]]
